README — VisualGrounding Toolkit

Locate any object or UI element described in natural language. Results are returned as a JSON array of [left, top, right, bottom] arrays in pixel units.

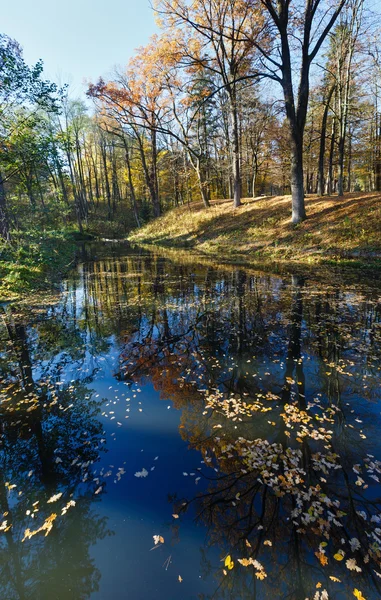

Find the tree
[[0, 34, 58, 240], [156, 0, 267, 208], [257, 0, 348, 221], [330, 0, 364, 196]]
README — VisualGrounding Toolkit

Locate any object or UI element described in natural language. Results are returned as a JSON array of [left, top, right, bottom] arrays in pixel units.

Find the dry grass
[[129, 192, 381, 266]]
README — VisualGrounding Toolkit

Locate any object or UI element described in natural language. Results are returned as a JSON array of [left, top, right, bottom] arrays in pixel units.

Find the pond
[[1, 243, 381, 600]]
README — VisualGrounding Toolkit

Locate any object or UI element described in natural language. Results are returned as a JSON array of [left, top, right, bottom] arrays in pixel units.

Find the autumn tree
[[156, 0, 268, 208]]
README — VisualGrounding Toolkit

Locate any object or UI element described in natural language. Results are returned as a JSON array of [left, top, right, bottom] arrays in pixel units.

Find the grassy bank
[[128, 192, 381, 268], [0, 229, 81, 301], [0, 200, 135, 301]]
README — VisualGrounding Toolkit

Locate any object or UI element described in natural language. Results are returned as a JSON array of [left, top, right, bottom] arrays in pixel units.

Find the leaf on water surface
[[349, 538, 361, 552], [329, 576, 341, 582], [61, 500, 76, 515], [238, 557, 267, 578], [353, 590, 366, 600], [172, 514, 179, 519], [346, 558, 362, 572], [135, 468, 149, 478], [315, 551, 328, 566], [178, 575, 183, 583], [153, 535, 164, 545], [224, 555, 234, 570], [22, 513, 57, 541], [255, 571, 266, 580], [47, 492, 63, 503], [238, 559, 251, 567]]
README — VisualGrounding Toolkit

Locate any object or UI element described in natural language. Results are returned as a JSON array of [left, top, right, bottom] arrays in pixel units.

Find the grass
[[0, 228, 79, 301], [128, 192, 381, 268], [0, 198, 135, 301]]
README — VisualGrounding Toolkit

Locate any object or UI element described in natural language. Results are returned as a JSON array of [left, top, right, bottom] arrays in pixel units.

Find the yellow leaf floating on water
[[238, 557, 267, 579], [153, 535, 164, 545], [255, 571, 266, 580], [22, 513, 57, 541], [224, 555, 234, 570], [353, 589, 366, 600], [172, 514, 179, 519], [238, 558, 251, 567], [178, 575, 183, 583], [334, 552, 345, 561], [315, 551, 328, 566], [330, 576, 341, 582]]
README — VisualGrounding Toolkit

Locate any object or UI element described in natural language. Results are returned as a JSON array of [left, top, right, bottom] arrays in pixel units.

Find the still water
[[1, 243, 381, 600]]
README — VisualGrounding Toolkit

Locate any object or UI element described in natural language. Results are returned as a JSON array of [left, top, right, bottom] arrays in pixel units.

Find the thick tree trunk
[[290, 136, 307, 223], [197, 165, 211, 208], [282, 49, 308, 223]]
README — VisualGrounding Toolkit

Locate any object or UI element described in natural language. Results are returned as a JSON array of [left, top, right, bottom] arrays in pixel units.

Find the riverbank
[[128, 192, 381, 268], [0, 230, 80, 301]]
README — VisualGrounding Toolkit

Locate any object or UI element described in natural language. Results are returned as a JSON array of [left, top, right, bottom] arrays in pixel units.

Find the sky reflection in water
[[1, 244, 381, 600]]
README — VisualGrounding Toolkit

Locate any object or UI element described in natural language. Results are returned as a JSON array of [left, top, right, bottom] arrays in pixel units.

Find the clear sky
[[2, 0, 158, 95]]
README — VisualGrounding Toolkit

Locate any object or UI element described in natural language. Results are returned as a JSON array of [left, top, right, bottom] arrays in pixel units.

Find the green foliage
[[0, 230, 77, 299]]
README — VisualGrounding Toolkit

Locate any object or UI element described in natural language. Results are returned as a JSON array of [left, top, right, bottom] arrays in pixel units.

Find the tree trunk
[[317, 85, 335, 196], [252, 169, 257, 199], [337, 135, 345, 197], [231, 103, 241, 208], [123, 138, 140, 228], [0, 174, 10, 242], [290, 135, 307, 223], [326, 117, 336, 195], [150, 128, 161, 218]]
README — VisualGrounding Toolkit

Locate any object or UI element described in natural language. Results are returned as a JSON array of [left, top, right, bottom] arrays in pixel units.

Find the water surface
[[1, 244, 381, 600]]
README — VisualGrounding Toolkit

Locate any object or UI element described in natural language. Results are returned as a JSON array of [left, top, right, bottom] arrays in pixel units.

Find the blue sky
[[2, 0, 158, 95]]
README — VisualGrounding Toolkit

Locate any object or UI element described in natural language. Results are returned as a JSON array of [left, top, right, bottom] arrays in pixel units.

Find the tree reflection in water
[[0, 302, 111, 600], [1, 245, 381, 599], [114, 253, 381, 600]]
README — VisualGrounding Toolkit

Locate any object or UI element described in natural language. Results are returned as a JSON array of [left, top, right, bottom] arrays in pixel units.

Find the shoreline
[[128, 192, 381, 271]]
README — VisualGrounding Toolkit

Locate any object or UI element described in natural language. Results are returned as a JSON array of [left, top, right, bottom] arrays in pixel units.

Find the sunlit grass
[[129, 192, 381, 265]]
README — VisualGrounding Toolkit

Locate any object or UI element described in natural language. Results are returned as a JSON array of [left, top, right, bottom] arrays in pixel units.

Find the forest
[[1, 0, 381, 249]]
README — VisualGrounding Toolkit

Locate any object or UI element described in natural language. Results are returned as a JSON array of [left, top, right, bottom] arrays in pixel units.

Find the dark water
[[1, 243, 381, 600]]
